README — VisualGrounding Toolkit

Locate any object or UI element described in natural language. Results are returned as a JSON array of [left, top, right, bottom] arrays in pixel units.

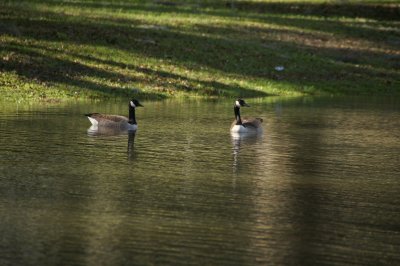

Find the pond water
[[0, 97, 399, 265]]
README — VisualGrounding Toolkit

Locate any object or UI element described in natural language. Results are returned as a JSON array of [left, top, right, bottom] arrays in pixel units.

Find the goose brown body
[[230, 117, 263, 130], [86, 113, 129, 125], [85, 99, 143, 130]]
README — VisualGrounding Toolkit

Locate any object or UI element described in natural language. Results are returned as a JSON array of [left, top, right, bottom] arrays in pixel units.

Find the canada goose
[[230, 99, 263, 134], [85, 99, 143, 131]]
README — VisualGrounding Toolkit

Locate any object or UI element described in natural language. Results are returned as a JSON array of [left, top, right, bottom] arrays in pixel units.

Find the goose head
[[128, 99, 143, 126], [130, 99, 144, 108], [235, 99, 250, 108]]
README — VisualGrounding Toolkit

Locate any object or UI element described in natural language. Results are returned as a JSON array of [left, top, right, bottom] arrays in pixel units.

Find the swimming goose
[[85, 99, 143, 131], [230, 99, 263, 134]]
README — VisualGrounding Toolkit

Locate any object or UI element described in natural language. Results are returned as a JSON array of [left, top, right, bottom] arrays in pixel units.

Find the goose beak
[[131, 100, 144, 107], [239, 99, 250, 107]]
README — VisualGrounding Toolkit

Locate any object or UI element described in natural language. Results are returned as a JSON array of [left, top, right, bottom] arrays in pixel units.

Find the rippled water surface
[[1, 97, 399, 265]]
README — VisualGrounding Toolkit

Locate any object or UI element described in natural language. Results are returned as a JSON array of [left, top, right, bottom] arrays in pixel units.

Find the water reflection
[[0, 97, 399, 265], [127, 131, 136, 160], [231, 132, 263, 175], [87, 125, 129, 137], [87, 126, 137, 160]]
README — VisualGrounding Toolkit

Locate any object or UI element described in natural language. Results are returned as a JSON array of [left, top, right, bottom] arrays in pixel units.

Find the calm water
[[0, 97, 399, 265]]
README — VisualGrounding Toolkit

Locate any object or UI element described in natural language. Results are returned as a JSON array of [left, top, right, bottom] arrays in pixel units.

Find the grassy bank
[[1, 0, 399, 101]]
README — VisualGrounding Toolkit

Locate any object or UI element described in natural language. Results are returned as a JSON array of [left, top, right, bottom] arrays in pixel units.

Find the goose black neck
[[234, 106, 242, 125], [129, 105, 137, 125]]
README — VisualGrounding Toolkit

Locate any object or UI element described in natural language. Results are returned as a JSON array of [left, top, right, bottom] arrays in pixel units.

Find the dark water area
[[0, 96, 399, 265]]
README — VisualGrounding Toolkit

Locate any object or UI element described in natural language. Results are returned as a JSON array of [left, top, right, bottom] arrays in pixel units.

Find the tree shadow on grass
[[1, 4, 272, 97], [227, 1, 400, 21], [22, 0, 400, 21], [0, 40, 269, 99], [58, 46, 270, 97], [181, 6, 400, 50], [17, 0, 400, 46], [1, 1, 399, 97], [193, 22, 400, 69], [0, 43, 165, 99]]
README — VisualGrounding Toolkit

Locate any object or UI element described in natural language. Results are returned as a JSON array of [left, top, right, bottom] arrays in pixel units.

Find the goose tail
[[84, 113, 99, 126]]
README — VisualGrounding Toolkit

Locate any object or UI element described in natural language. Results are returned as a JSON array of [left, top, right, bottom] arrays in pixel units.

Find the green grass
[[1, 0, 399, 101]]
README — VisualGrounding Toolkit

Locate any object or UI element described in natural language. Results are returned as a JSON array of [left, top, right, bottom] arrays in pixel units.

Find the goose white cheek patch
[[130, 101, 136, 108], [235, 101, 240, 107]]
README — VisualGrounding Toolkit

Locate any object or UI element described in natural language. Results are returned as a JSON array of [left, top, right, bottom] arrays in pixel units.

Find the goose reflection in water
[[87, 125, 131, 137], [87, 126, 137, 160], [231, 131, 263, 175], [127, 131, 136, 160]]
